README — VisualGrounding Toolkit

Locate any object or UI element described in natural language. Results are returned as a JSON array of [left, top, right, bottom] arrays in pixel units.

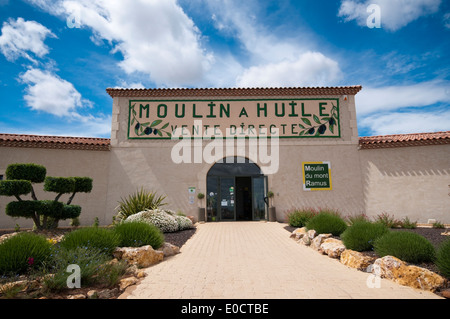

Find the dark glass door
[[219, 177, 235, 220], [252, 176, 267, 220]]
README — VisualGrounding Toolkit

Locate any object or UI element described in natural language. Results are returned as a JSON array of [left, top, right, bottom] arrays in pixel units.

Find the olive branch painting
[[130, 103, 172, 137], [298, 103, 339, 136]]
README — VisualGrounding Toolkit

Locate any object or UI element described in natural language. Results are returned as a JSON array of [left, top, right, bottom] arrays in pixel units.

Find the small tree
[[0, 163, 92, 230]]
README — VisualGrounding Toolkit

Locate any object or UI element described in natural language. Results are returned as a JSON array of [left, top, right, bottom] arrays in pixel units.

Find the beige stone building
[[0, 86, 449, 229]]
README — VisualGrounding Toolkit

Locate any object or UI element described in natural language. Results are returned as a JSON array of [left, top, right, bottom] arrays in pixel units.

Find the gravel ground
[[163, 227, 197, 248]]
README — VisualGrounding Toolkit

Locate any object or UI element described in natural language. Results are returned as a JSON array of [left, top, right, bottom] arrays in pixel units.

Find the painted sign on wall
[[128, 98, 340, 139], [302, 162, 332, 191]]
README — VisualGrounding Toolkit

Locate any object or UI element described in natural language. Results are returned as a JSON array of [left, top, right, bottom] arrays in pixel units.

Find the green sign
[[127, 98, 340, 139], [302, 162, 332, 191]]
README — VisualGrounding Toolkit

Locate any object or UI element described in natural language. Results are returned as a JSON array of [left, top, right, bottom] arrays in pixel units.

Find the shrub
[[436, 239, 450, 279], [346, 213, 370, 226], [374, 231, 436, 263], [0, 232, 52, 275], [174, 215, 194, 231], [125, 209, 179, 233], [42, 246, 127, 291], [0, 180, 32, 197], [44, 177, 76, 194], [432, 221, 445, 229], [59, 227, 120, 255], [165, 209, 194, 231], [113, 221, 164, 249], [5, 163, 46, 183], [115, 188, 167, 222], [73, 177, 93, 193], [340, 221, 389, 251], [287, 208, 317, 227], [374, 213, 401, 228], [399, 216, 417, 229], [6, 200, 41, 218], [0, 163, 92, 230], [305, 211, 347, 236]]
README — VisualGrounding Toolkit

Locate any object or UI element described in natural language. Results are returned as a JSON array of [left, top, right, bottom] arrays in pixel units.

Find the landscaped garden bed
[[0, 183, 198, 299], [285, 209, 450, 298]]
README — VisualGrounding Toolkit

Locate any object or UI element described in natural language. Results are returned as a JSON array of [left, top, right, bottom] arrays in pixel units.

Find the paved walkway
[[120, 221, 442, 299]]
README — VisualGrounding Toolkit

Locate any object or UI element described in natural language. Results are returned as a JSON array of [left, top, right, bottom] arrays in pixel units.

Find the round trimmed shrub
[[59, 227, 120, 255], [340, 221, 389, 251], [436, 238, 450, 278], [0, 232, 52, 275], [305, 211, 347, 236], [0, 180, 32, 196], [113, 221, 164, 249], [5, 163, 46, 183], [44, 177, 76, 194], [374, 231, 436, 263], [73, 177, 93, 193], [6, 200, 41, 218], [125, 209, 179, 233]]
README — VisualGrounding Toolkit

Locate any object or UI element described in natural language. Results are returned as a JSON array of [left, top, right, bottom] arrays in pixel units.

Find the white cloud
[[338, 0, 441, 31], [19, 68, 90, 117], [27, 0, 213, 87], [18, 68, 111, 137], [444, 12, 450, 29], [0, 17, 56, 63], [203, 0, 342, 87], [355, 80, 450, 115], [359, 110, 450, 135], [236, 51, 342, 88]]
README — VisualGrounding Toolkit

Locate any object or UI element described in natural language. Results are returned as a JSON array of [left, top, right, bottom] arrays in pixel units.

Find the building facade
[[0, 86, 449, 229]]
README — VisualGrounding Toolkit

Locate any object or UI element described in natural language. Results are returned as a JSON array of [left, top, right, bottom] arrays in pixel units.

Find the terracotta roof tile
[[0, 134, 110, 151], [106, 86, 363, 98], [359, 131, 450, 149], [1, 130, 448, 151]]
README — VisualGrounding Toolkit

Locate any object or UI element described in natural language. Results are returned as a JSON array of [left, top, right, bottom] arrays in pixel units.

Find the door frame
[[207, 174, 267, 222]]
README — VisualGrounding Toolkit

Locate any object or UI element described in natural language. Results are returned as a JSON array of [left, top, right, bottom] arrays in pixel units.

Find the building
[[0, 86, 449, 228]]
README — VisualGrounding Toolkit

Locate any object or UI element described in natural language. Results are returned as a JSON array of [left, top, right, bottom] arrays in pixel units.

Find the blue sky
[[0, 0, 449, 138]]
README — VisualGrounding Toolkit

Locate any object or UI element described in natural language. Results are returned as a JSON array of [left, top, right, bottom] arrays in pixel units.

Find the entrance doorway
[[206, 157, 267, 222]]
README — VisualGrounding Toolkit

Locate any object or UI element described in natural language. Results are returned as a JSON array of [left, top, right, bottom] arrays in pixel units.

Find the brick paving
[[120, 221, 442, 299]]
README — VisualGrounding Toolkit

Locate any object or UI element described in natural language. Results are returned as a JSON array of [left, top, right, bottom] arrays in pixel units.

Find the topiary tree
[[0, 163, 92, 230]]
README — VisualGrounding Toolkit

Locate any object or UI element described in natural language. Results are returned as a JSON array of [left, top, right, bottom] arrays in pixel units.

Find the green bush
[[59, 227, 120, 255], [113, 221, 164, 249], [44, 177, 76, 194], [6, 200, 41, 218], [374, 231, 436, 263], [436, 239, 450, 279], [287, 208, 317, 227], [62, 205, 82, 219], [115, 188, 167, 222], [399, 216, 417, 229], [374, 213, 401, 228], [5, 163, 46, 183], [73, 177, 93, 193], [0, 232, 52, 275], [346, 213, 370, 225], [0, 163, 93, 230], [37, 200, 64, 217], [340, 221, 389, 251], [42, 246, 127, 291], [0, 180, 32, 197], [305, 211, 347, 236]]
